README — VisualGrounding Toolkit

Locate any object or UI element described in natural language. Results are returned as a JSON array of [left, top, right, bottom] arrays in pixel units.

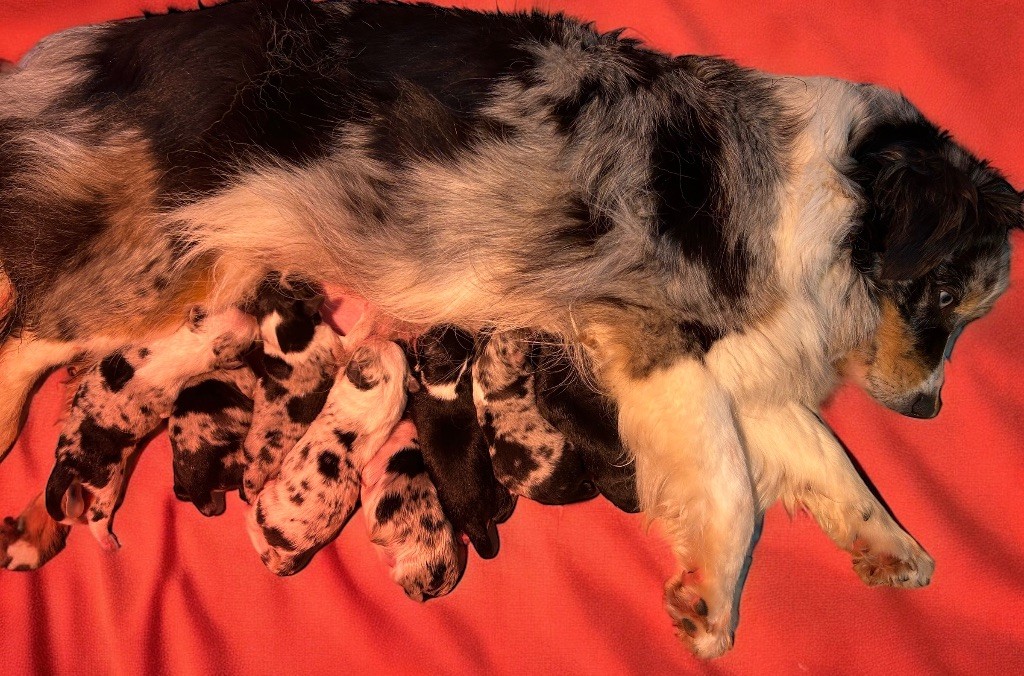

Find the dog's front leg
[[608, 356, 754, 659], [741, 402, 934, 587]]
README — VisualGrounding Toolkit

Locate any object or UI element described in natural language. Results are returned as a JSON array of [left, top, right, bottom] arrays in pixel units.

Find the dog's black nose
[[908, 392, 941, 419]]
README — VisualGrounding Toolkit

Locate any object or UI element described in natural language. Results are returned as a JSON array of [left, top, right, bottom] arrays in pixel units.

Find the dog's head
[[846, 117, 1023, 417]]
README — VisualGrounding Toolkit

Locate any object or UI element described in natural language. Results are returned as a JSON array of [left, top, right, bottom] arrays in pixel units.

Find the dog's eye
[[938, 289, 955, 308]]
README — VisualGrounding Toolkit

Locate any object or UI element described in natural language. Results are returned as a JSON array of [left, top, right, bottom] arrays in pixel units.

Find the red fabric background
[[1, 1, 1022, 673]]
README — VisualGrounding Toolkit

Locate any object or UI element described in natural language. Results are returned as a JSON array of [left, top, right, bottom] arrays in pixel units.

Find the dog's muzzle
[[900, 391, 942, 419]]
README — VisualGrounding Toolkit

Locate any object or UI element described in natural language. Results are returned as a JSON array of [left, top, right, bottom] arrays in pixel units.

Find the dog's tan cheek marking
[[871, 299, 931, 391]]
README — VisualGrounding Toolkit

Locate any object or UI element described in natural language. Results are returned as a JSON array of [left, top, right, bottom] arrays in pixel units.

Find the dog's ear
[[849, 122, 985, 281], [862, 141, 978, 281]]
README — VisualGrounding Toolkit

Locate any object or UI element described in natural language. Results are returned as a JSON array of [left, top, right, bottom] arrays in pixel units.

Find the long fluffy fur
[[0, 0, 1021, 658]]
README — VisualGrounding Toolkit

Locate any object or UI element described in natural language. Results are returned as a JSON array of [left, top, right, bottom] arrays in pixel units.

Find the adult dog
[[0, 0, 1019, 657]]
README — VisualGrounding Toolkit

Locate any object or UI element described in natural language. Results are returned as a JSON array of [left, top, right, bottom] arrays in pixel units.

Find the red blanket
[[1, 1, 1022, 672]]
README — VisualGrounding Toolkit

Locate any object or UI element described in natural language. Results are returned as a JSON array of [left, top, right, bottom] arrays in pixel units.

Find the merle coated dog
[[0, 0, 1020, 656]]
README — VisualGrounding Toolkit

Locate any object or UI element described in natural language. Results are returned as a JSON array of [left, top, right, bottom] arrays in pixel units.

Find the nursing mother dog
[[0, 0, 1020, 658]]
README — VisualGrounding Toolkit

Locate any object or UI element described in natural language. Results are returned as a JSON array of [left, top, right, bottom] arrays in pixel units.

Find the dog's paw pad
[[664, 574, 733, 659], [853, 548, 934, 588]]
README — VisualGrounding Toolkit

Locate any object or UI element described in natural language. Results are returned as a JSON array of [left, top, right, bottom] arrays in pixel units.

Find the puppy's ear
[[868, 145, 977, 280]]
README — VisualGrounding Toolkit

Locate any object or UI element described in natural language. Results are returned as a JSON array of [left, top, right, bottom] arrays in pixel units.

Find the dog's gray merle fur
[[0, 0, 1020, 657]]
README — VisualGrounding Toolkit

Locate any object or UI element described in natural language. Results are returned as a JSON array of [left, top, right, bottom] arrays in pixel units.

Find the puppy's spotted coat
[[242, 275, 340, 499], [247, 338, 409, 576], [473, 330, 599, 505], [170, 366, 257, 517], [44, 308, 256, 549], [361, 416, 465, 601]]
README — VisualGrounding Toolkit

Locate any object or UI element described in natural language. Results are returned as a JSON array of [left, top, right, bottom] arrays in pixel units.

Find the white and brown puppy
[[170, 366, 257, 517], [406, 325, 515, 560], [247, 338, 408, 576], [45, 307, 256, 550], [361, 416, 465, 601], [241, 275, 340, 500], [473, 330, 600, 505]]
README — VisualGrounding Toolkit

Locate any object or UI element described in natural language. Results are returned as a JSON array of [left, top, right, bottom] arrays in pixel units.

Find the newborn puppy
[[247, 338, 408, 576], [533, 341, 640, 513], [407, 325, 515, 559], [45, 307, 256, 549], [361, 417, 465, 601], [170, 367, 257, 517], [241, 274, 339, 500], [1, 492, 70, 571], [473, 330, 599, 505]]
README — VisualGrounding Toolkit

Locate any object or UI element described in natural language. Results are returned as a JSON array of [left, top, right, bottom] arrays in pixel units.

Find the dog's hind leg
[[741, 402, 934, 588], [602, 354, 755, 659], [0, 335, 81, 460]]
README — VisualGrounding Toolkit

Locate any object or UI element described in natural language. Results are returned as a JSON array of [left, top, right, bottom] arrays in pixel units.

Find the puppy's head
[[846, 117, 1022, 417], [244, 273, 326, 355], [409, 325, 475, 396]]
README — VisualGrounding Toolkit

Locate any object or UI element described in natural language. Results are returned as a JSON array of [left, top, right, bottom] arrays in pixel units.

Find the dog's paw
[[1, 512, 70, 571], [853, 544, 934, 588], [664, 572, 734, 659], [0, 516, 19, 568]]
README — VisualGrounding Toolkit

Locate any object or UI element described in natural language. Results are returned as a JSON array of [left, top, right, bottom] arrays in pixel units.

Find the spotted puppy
[[45, 308, 256, 550], [170, 367, 257, 517], [247, 338, 408, 576], [241, 275, 340, 500], [407, 325, 515, 559], [473, 330, 599, 505], [533, 340, 640, 513], [361, 417, 465, 601], [1, 492, 71, 571]]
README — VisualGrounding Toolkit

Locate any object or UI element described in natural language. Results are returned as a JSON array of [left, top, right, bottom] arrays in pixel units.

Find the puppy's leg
[[0, 335, 80, 459], [1, 492, 71, 571], [741, 403, 934, 587], [607, 357, 754, 659]]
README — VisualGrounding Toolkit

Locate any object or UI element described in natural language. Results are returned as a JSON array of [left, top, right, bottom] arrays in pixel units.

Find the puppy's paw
[[664, 572, 734, 659], [852, 541, 934, 588]]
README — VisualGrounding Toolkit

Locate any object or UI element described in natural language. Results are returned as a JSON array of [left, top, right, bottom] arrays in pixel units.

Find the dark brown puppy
[[406, 325, 514, 559]]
